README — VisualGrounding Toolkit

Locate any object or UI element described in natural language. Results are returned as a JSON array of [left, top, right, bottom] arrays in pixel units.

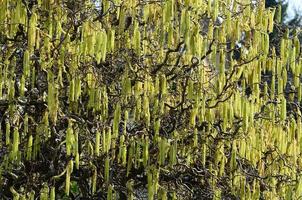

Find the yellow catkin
[[281, 97, 286, 121], [133, 21, 140, 55], [95, 31, 103, 63], [66, 119, 74, 156], [108, 29, 115, 52], [87, 31, 96, 56], [276, 4, 282, 23], [23, 50, 30, 78], [28, 12, 38, 52], [118, 8, 126, 34], [207, 0, 212, 17], [113, 103, 121, 138], [268, 9, 275, 33], [101, 31, 107, 62], [95, 130, 100, 156]]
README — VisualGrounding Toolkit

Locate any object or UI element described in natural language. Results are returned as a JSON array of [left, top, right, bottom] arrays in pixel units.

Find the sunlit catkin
[[101, 31, 107, 62], [133, 21, 140, 55], [28, 12, 37, 52]]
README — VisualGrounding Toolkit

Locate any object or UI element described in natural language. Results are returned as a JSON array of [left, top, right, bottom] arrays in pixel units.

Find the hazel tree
[[0, 0, 302, 199]]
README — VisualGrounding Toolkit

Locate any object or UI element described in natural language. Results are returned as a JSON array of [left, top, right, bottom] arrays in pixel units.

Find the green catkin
[[26, 135, 33, 161], [143, 94, 150, 127], [5, 119, 10, 145], [50, 187, 55, 200], [65, 160, 73, 196], [118, 134, 125, 163], [88, 141, 94, 156], [19, 75, 25, 97], [124, 110, 128, 135], [87, 31, 95, 56], [207, 0, 212, 17], [167, 21, 174, 47], [10, 186, 20, 200], [95, 130, 100, 156], [268, 9, 275, 33], [95, 31, 103, 63], [126, 179, 134, 200], [276, 4, 282, 23], [0, 1, 301, 199], [107, 185, 113, 200], [92, 166, 97, 194], [154, 119, 160, 142], [40, 184, 49, 200], [101, 31, 107, 62], [133, 21, 140, 55], [12, 127, 19, 160], [106, 128, 112, 154], [299, 85, 302, 102], [102, 129, 106, 154], [281, 97, 287, 121], [66, 119, 74, 156], [28, 12, 37, 52], [75, 152, 80, 170], [113, 102, 121, 138], [74, 129, 79, 168], [121, 137, 127, 166], [119, 8, 126, 34], [28, 190, 36, 200], [108, 29, 115, 52], [105, 156, 110, 182], [147, 168, 154, 200], [190, 104, 197, 127], [23, 50, 30, 78], [143, 136, 149, 167], [33, 132, 40, 160]]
